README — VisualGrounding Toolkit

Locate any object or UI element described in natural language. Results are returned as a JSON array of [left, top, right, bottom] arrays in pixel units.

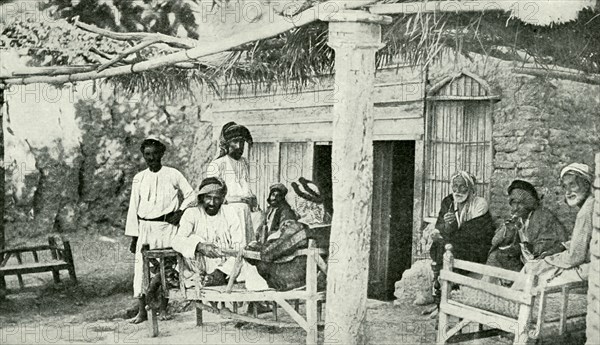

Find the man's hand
[[538, 243, 566, 259], [242, 196, 259, 211], [443, 211, 456, 225], [129, 237, 138, 254], [196, 243, 224, 258], [165, 210, 184, 226]]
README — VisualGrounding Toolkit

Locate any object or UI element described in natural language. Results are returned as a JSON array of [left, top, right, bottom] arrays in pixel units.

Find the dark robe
[[430, 194, 496, 267], [256, 201, 298, 243], [247, 220, 328, 291], [486, 207, 568, 272]]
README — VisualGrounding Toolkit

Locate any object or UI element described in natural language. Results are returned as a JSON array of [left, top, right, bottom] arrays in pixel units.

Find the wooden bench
[[142, 225, 330, 345], [0, 236, 77, 296], [436, 244, 587, 345]]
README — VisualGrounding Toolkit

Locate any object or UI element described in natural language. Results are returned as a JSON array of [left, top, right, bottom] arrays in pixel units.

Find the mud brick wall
[[430, 56, 600, 227]]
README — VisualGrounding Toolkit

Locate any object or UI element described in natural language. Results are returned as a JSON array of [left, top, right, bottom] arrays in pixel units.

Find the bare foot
[[128, 312, 147, 324], [158, 311, 172, 321]]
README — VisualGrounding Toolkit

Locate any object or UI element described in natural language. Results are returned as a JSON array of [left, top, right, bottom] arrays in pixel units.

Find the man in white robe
[[206, 122, 262, 244], [171, 177, 269, 291], [125, 138, 195, 323]]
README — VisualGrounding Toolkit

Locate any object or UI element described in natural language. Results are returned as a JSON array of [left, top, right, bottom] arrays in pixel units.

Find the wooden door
[[368, 142, 394, 299]]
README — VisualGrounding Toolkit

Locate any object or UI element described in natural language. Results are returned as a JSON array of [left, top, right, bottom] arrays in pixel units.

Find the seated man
[[291, 177, 332, 225], [171, 177, 269, 290], [247, 219, 328, 291], [256, 183, 298, 244], [486, 180, 568, 278], [429, 171, 496, 310], [513, 163, 594, 290]]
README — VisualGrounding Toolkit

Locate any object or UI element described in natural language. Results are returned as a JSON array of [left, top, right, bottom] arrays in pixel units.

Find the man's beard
[[565, 192, 587, 207], [453, 193, 469, 205], [204, 205, 220, 216], [229, 150, 243, 160]]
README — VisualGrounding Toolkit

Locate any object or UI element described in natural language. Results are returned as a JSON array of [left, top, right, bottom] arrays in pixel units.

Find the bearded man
[[513, 163, 594, 290], [207, 122, 259, 244], [257, 183, 298, 243], [486, 180, 568, 276]]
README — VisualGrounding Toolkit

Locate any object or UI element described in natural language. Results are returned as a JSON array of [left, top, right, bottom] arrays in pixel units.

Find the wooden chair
[[0, 236, 77, 296], [436, 244, 587, 345], [142, 225, 330, 345]]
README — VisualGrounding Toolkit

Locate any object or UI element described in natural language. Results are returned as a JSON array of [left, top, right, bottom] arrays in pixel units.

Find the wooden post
[[0, 87, 5, 296], [325, 11, 390, 345], [587, 153, 600, 344]]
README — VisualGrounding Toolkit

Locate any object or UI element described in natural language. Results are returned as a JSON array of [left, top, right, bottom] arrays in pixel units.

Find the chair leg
[[196, 301, 203, 326], [146, 306, 159, 337], [51, 269, 61, 284], [0, 274, 6, 299], [437, 309, 448, 345], [306, 298, 318, 345]]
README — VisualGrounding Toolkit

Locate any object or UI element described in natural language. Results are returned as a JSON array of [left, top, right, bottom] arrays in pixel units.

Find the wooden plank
[[427, 95, 500, 101], [215, 82, 424, 113], [452, 259, 524, 282], [274, 298, 309, 331], [0, 245, 52, 255], [442, 301, 518, 334], [440, 270, 532, 305], [558, 286, 570, 335], [305, 240, 318, 345]]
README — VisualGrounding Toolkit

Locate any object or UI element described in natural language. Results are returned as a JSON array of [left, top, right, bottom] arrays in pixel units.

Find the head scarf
[[291, 177, 329, 225], [140, 137, 166, 154], [198, 177, 227, 197], [218, 122, 253, 158], [560, 163, 593, 184], [269, 183, 288, 196]]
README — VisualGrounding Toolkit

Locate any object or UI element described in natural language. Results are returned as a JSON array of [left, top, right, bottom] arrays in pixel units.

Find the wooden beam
[[513, 67, 600, 86], [0, 0, 376, 86], [368, 0, 510, 15], [324, 10, 389, 345]]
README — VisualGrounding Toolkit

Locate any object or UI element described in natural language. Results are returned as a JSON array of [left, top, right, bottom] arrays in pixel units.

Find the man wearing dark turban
[[125, 137, 195, 323], [207, 122, 260, 245], [485, 180, 568, 283], [256, 183, 298, 243]]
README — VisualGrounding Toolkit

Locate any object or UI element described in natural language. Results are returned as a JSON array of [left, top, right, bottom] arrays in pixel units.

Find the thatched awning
[[1, 0, 599, 98]]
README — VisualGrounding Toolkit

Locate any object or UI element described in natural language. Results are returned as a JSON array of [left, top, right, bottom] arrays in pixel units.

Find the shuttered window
[[423, 72, 499, 218]]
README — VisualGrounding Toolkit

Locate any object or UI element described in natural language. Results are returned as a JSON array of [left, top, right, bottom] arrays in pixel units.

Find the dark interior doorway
[[312, 141, 415, 300]]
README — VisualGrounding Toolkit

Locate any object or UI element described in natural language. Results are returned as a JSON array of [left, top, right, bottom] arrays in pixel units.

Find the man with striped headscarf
[[429, 171, 496, 312], [513, 163, 595, 290]]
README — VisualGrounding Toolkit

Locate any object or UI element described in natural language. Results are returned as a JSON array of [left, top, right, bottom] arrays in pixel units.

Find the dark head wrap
[[198, 177, 227, 197], [218, 122, 253, 158], [269, 183, 288, 196], [140, 138, 166, 154], [507, 180, 540, 202]]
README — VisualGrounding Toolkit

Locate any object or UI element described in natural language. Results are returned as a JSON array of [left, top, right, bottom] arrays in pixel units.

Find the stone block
[[494, 161, 516, 169], [394, 259, 434, 306]]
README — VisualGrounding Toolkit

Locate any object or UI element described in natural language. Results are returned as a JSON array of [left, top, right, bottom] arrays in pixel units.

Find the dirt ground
[[0, 230, 586, 345]]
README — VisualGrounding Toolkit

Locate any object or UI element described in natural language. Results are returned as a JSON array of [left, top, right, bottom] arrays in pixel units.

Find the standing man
[[125, 138, 195, 324], [486, 180, 568, 277], [513, 163, 595, 290], [207, 122, 259, 244], [257, 183, 298, 243]]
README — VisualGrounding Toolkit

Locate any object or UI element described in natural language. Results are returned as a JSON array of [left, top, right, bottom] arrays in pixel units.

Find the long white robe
[[171, 205, 269, 291], [206, 155, 261, 243], [125, 166, 195, 298]]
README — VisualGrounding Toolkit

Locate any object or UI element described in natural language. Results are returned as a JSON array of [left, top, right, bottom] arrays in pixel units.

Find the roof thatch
[[1, 0, 599, 100]]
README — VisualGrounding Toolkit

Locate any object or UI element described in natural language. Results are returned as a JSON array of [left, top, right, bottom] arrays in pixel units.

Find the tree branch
[[513, 67, 600, 86], [73, 19, 199, 49], [1, 0, 377, 86], [96, 40, 158, 72]]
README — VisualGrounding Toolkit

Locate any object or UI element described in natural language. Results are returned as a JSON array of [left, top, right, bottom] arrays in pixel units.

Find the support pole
[[0, 87, 5, 297], [324, 10, 390, 345]]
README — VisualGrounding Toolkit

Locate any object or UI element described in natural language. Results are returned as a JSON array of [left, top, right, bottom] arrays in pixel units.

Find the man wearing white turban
[[513, 163, 595, 290]]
